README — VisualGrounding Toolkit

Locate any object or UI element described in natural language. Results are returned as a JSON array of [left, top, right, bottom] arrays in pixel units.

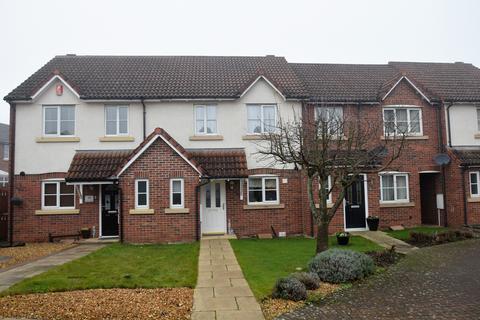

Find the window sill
[[99, 136, 135, 142], [379, 202, 415, 208], [165, 208, 190, 214], [36, 137, 80, 143], [243, 203, 285, 210], [189, 135, 224, 141], [381, 135, 429, 141], [315, 203, 334, 209], [467, 197, 480, 203], [242, 134, 264, 141], [129, 208, 155, 214], [35, 209, 80, 215]]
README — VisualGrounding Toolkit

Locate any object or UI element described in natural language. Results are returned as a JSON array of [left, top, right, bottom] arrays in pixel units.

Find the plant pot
[[81, 228, 91, 239], [367, 217, 380, 231], [336, 235, 350, 245]]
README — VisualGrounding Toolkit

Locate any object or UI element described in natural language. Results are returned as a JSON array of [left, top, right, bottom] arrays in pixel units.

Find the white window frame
[[477, 109, 480, 132], [315, 106, 344, 135], [41, 180, 75, 209], [194, 105, 217, 135], [105, 105, 129, 136], [247, 176, 280, 205], [379, 173, 410, 203], [383, 105, 423, 136], [470, 172, 480, 197], [170, 178, 185, 208], [319, 176, 332, 204], [43, 105, 76, 137], [0, 175, 8, 187], [3, 144, 8, 161], [135, 179, 149, 209], [247, 104, 277, 134]]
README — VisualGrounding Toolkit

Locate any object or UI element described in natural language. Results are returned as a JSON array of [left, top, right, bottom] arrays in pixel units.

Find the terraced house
[[3, 55, 480, 243]]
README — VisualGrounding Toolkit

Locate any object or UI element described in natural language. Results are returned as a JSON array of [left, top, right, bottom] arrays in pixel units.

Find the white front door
[[201, 180, 227, 234]]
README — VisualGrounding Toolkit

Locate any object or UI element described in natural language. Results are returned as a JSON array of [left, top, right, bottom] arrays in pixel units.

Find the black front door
[[345, 176, 367, 229], [101, 185, 119, 237]]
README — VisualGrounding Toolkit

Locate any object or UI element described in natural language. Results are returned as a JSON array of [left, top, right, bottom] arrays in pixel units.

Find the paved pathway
[[352, 230, 417, 254], [192, 237, 264, 320], [278, 239, 480, 319], [0, 244, 105, 292]]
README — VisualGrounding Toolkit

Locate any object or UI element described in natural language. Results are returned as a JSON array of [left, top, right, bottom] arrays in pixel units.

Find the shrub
[[272, 276, 307, 301], [291, 272, 321, 290], [366, 246, 401, 267], [409, 231, 434, 245], [308, 249, 375, 283]]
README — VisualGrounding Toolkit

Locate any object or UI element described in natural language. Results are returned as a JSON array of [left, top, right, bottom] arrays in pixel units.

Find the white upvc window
[[380, 173, 409, 203], [247, 104, 277, 134], [3, 144, 8, 161], [383, 106, 422, 136], [170, 178, 184, 208], [43, 105, 75, 136], [319, 175, 332, 203], [476, 109, 480, 132], [248, 176, 279, 204], [315, 106, 343, 135], [105, 105, 129, 136], [135, 179, 149, 209], [195, 105, 217, 135], [470, 172, 480, 197], [41, 180, 75, 209], [0, 175, 8, 187]]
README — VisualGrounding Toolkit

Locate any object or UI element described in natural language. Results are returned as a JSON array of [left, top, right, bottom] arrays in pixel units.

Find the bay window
[[248, 176, 279, 204]]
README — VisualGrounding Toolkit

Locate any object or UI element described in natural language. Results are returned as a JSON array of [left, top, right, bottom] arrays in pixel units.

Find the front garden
[[386, 226, 475, 247]]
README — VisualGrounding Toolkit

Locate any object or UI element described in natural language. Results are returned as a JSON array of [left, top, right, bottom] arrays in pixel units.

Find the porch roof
[[452, 149, 480, 167], [188, 148, 248, 178]]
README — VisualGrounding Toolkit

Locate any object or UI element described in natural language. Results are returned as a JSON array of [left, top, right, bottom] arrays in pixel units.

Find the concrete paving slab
[[236, 297, 262, 310], [214, 286, 254, 297], [193, 296, 238, 311], [216, 310, 265, 320], [191, 311, 216, 320]]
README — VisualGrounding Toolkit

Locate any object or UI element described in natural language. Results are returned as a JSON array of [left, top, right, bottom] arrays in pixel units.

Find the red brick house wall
[[119, 137, 200, 243], [12, 173, 99, 242]]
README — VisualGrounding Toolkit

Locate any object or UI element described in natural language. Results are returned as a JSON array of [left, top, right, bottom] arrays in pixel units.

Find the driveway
[[278, 239, 480, 320]]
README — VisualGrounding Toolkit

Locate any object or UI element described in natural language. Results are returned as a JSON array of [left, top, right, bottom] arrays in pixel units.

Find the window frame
[[382, 106, 423, 136], [315, 106, 344, 136], [105, 105, 129, 136], [170, 178, 185, 208], [470, 171, 480, 197], [319, 175, 332, 204], [379, 173, 410, 203], [246, 104, 277, 134], [135, 179, 149, 209], [0, 175, 8, 187], [194, 105, 217, 135], [247, 176, 280, 205], [42, 105, 76, 137], [477, 109, 480, 132], [3, 144, 8, 161], [41, 180, 76, 210]]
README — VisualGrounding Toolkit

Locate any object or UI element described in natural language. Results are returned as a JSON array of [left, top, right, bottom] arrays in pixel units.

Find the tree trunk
[[316, 222, 329, 253]]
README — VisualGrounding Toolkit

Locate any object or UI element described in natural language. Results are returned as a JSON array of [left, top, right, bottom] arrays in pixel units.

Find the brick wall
[[119, 137, 200, 243], [13, 172, 99, 242]]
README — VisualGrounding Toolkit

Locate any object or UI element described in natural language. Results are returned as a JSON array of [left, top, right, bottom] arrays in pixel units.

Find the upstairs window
[[195, 105, 217, 135], [470, 172, 480, 197], [42, 181, 75, 209], [105, 106, 129, 136], [3, 144, 8, 161], [477, 109, 480, 132], [383, 107, 422, 136], [247, 105, 276, 134], [43, 106, 75, 136], [170, 178, 184, 208], [315, 106, 343, 135], [380, 173, 409, 202], [248, 176, 279, 204], [135, 179, 149, 208]]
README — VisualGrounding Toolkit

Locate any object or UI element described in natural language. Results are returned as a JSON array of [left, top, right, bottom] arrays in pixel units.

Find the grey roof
[[452, 149, 480, 166], [0, 123, 9, 144], [5, 55, 480, 103], [4, 55, 307, 101]]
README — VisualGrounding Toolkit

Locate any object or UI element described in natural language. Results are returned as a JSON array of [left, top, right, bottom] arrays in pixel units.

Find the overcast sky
[[0, 0, 479, 124]]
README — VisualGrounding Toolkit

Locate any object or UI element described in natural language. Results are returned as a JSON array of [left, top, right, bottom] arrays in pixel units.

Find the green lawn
[[386, 226, 448, 241], [230, 236, 382, 300], [4, 242, 199, 296]]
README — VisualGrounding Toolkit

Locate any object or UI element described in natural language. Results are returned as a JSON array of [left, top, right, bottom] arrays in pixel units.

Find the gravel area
[[278, 239, 480, 319], [0, 243, 75, 270], [0, 288, 193, 319]]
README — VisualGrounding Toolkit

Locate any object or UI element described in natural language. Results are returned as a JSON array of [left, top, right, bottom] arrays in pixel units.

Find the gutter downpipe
[[446, 103, 454, 148], [141, 99, 146, 140], [461, 166, 468, 225], [8, 103, 16, 246], [438, 101, 448, 226]]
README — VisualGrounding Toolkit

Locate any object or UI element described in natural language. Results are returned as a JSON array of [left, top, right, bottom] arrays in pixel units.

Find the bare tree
[[257, 105, 406, 253]]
